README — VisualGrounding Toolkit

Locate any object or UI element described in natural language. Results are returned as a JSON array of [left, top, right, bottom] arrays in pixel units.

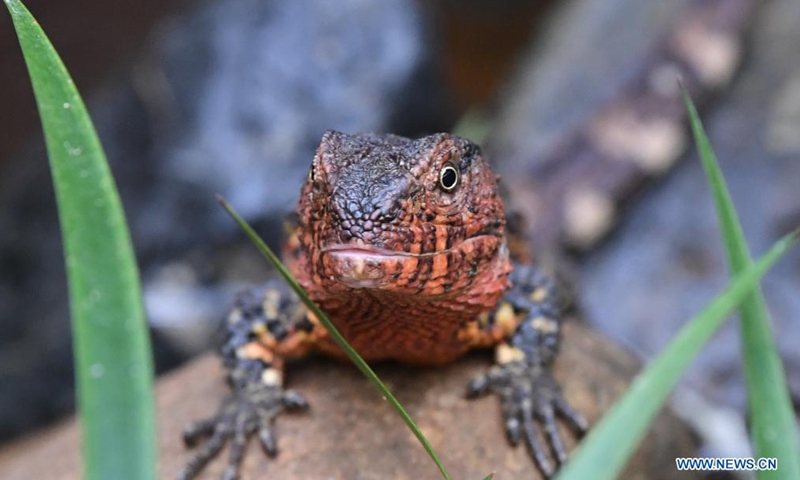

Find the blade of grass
[[217, 196, 452, 480], [453, 108, 491, 145], [4, 2, 156, 480], [682, 87, 800, 478], [555, 230, 799, 480]]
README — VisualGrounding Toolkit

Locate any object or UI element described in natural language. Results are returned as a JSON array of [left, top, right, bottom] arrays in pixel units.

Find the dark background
[[1, 0, 798, 463]]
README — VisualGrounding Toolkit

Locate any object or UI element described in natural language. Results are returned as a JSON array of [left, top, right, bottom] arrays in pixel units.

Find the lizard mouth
[[320, 234, 497, 258], [318, 235, 503, 290], [321, 244, 439, 258]]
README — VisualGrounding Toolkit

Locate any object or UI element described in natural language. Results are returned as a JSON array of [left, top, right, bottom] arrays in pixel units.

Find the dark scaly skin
[[179, 132, 587, 480]]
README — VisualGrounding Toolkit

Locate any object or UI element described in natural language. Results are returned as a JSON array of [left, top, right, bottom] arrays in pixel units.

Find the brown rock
[[0, 322, 698, 480]]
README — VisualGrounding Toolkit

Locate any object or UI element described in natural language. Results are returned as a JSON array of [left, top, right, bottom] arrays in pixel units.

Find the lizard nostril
[[382, 209, 398, 222], [371, 200, 399, 223]]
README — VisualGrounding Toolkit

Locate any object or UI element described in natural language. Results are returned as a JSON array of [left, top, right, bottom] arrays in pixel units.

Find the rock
[[0, 322, 699, 480]]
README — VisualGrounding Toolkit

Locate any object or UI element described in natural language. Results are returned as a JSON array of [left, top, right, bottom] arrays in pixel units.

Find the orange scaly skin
[[179, 132, 588, 480]]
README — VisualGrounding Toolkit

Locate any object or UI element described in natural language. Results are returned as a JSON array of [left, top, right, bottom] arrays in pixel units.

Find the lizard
[[177, 2, 763, 477], [178, 131, 588, 480]]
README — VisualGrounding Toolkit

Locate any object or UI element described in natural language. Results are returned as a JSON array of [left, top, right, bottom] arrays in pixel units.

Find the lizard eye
[[438, 161, 459, 192]]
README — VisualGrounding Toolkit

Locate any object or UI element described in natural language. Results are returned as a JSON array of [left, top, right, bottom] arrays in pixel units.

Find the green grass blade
[[555, 230, 799, 480], [453, 108, 490, 145], [217, 196, 452, 480], [3, 2, 156, 479], [682, 87, 800, 478]]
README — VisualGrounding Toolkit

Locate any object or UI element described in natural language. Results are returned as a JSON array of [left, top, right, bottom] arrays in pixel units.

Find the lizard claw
[[467, 361, 587, 478], [178, 384, 309, 480]]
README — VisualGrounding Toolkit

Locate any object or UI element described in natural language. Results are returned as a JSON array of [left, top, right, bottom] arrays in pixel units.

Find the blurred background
[[0, 0, 798, 468]]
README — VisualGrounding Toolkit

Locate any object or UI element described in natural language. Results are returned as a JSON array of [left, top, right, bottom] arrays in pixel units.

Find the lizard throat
[[293, 233, 512, 363]]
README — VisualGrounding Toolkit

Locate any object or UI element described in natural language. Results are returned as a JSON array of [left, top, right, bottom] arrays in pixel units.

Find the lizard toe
[[257, 422, 279, 458], [536, 401, 567, 464], [521, 400, 555, 477], [182, 417, 218, 447], [178, 427, 230, 480], [466, 372, 490, 398], [281, 389, 309, 410], [554, 395, 589, 432]]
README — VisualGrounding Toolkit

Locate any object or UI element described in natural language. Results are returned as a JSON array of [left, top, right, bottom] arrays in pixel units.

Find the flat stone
[[0, 322, 698, 480]]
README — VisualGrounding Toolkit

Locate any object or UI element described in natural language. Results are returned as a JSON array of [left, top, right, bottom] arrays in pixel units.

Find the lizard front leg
[[179, 280, 323, 480], [467, 264, 588, 477]]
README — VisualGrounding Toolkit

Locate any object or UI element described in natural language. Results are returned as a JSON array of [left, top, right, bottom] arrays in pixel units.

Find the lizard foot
[[467, 361, 588, 478], [178, 383, 308, 480]]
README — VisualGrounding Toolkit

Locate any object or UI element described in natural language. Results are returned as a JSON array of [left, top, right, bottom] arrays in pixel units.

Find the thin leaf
[[453, 108, 490, 145], [217, 196, 452, 480], [682, 86, 800, 478], [3, 2, 156, 480], [555, 230, 799, 480]]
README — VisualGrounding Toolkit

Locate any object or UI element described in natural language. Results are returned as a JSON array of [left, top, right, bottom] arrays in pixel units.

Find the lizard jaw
[[318, 235, 504, 291]]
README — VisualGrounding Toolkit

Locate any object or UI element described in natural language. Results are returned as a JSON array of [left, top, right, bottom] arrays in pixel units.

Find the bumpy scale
[[179, 132, 588, 480]]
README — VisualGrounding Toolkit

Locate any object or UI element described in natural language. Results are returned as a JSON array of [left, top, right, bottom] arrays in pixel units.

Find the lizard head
[[295, 130, 510, 298]]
